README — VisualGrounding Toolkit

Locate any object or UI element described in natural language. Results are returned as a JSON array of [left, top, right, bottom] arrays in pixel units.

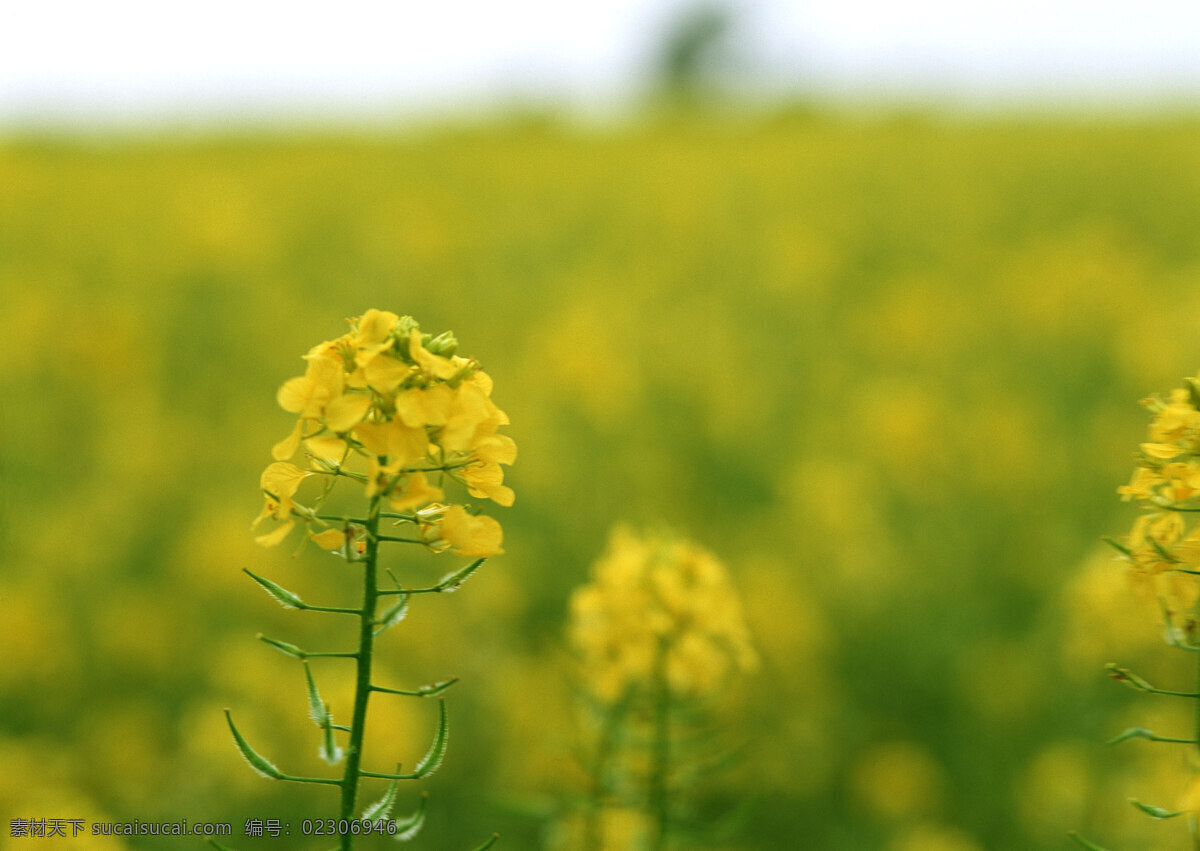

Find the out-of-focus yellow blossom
[[568, 527, 758, 702], [253, 310, 514, 557], [1116, 377, 1200, 633]]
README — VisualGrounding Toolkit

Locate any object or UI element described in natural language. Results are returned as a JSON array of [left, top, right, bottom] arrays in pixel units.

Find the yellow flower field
[[4, 110, 1200, 848]]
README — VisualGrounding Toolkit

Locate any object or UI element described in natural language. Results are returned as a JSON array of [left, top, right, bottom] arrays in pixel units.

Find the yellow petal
[[474, 433, 517, 466], [325, 393, 372, 432], [305, 355, 346, 400], [438, 505, 504, 557], [272, 420, 303, 460], [354, 421, 389, 456], [409, 330, 458, 380], [255, 520, 295, 547], [277, 376, 311, 414], [389, 471, 444, 512], [305, 434, 348, 461], [387, 420, 429, 468], [396, 384, 454, 428], [488, 485, 515, 507], [1143, 442, 1183, 460], [441, 383, 490, 451], [354, 309, 399, 347], [364, 352, 411, 394], [463, 461, 514, 506], [310, 528, 347, 550], [261, 462, 311, 498]]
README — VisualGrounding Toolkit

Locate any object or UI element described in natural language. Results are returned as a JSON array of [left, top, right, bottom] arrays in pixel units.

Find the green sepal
[[224, 709, 283, 779], [1105, 663, 1153, 692], [375, 593, 410, 636], [393, 791, 428, 841], [259, 634, 305, 659], [361, 776, 401, 822], [470, 834, 499, 850], [244, 568, 304, 608], [1130, 798, 1186, 819], [303, 662, 330, 726], [436, 558, 486, 593], [1067, 832, 1111, 850], [425, 330, 458, 357], [320, 715, 343, 765], [414, 700, 449, 778]]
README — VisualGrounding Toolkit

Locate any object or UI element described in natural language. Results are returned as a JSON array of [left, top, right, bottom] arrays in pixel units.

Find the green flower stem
[[1190, 638, 1200, 748], [337, 489, 383, 850], [1194, 610, 1200, 851], [584, 687, 633, 851], [650, 638, 671, 851]]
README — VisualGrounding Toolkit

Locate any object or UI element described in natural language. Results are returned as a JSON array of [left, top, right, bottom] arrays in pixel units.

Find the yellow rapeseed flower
[[254, 311, 514, 550]]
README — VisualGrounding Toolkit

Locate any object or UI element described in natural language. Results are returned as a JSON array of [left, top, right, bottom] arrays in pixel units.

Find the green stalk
[[338, 489, 382, 849], [584, 690, 629, 851], [649, 639, 671, 851], [1193, 617, 1200, 851]]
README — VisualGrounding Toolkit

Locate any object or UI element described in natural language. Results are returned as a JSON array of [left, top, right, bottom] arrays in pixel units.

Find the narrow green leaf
[[1130, 798, 1186, 819], [224, 709, 283, 779], [373, 677, 459, 698], [414, 700, 449, 778], [361, 777, 400, 822], [207, 841, 239, 851], [1067, 831, 1111, 851], [436, 558, 487, 592], [470, 833, 499, 850], [375, 593, 410, 636], [303, 662, 329, 726], [244, 568, 304, 608], [1106, 727, 1156, 745], [1106, 726, 1197, 744], [259, 634, 305, 659], [392, 791, 428, 842]]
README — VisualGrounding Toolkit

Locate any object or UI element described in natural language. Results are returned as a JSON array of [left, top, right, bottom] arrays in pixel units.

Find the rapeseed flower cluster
[[569, 527, 758, 702], [252, 309, 515, 558], [1115, 377, 1200, 632]]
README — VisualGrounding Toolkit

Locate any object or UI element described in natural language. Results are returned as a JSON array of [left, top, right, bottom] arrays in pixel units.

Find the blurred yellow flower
[[568, 527, 757, 702], [1116, 376, 1200, 633]]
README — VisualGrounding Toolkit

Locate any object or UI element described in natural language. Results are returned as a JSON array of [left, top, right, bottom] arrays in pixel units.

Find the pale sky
[[2, 0, 1200, 126]]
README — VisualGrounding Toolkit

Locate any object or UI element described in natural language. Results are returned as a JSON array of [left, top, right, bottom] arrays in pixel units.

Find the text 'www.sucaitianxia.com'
[[9, 818, 233, 838]]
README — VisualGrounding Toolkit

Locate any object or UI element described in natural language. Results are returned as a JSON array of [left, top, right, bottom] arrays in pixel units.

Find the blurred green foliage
[[4, 110, 1200, 849]]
